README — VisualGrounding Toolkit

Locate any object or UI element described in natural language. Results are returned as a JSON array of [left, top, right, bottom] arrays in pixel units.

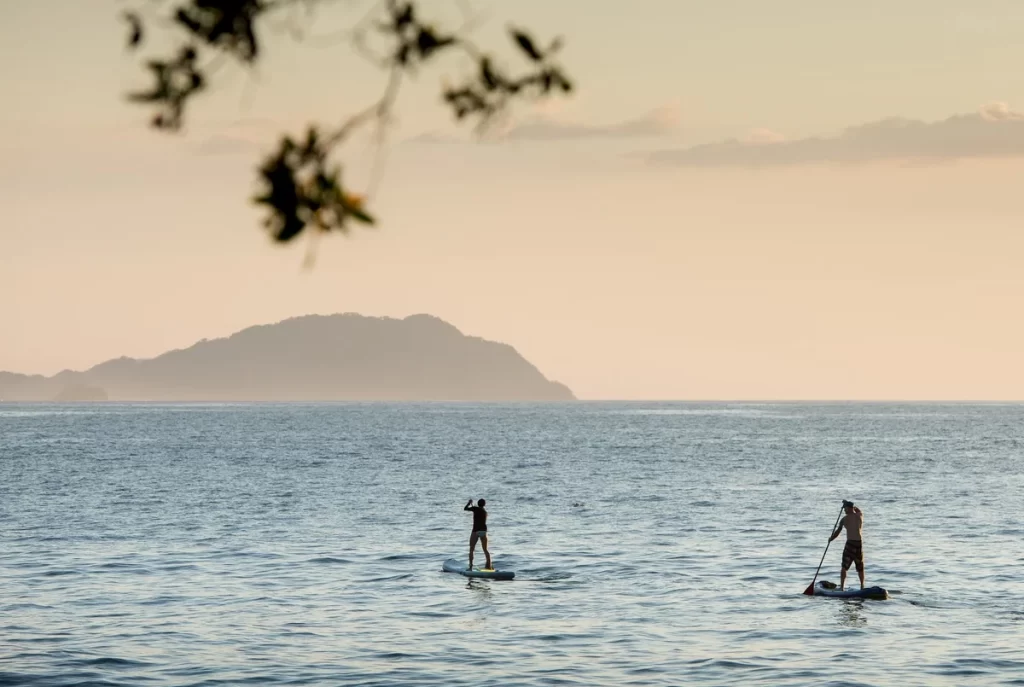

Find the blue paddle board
[[443, 558, 515, 580], [813, 580, 888, 599]]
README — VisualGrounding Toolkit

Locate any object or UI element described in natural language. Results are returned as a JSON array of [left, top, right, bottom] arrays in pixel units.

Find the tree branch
[[119, 0, 575, 258]]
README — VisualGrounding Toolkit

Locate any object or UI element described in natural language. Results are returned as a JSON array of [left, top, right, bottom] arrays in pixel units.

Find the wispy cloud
[[648, 103, 1024, 167], [503, 102, 681, 141], [404, 131, 464, 145], [193, 118, 287, 155], [405, 102, 681, 145], [978, 100, 1024, 122]]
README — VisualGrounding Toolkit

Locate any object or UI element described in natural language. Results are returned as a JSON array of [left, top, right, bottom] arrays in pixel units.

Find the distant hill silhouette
[[0, 314, 575, 402]]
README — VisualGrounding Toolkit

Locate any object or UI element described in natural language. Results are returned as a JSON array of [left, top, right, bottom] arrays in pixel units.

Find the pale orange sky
[[2, 1, 1024, 399]]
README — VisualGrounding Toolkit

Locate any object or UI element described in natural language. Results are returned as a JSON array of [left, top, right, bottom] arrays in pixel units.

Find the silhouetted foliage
[[254, 127, 374, 242], [121, 0, 574, 250], [123, 11, 144, 47], [127, 46, 205, 130]]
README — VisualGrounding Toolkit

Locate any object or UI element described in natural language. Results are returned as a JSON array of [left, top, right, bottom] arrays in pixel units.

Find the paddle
[[802, 503, 845, 596]]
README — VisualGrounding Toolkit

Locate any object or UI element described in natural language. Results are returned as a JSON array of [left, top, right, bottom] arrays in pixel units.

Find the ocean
[[1, 402, 1023, 686]]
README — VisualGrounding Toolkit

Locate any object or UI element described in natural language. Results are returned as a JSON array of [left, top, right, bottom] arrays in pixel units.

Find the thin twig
[[301, 223, 323, 270], [302, 0, 386, 48], [365, 67, 403, 198], [323, 64, 403, 148], [453, 0, 490, 36]]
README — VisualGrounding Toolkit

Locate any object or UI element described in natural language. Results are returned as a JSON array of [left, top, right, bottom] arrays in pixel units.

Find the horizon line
[[1, 399, 1022, 405]]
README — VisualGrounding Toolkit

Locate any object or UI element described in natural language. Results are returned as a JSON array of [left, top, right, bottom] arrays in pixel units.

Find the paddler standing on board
[[464, 498, 492, 570], [829, 500, 865, 590]]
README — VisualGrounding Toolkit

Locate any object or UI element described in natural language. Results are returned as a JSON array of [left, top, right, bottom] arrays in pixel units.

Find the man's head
[[478, 498, 486, 508], [843, 500, 855, 512]]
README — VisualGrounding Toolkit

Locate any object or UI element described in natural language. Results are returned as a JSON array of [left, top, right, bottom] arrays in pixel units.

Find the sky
[[2, 0, 1024, 400]]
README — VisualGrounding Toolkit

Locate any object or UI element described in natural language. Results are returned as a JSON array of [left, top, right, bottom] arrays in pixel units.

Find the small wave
[[209, 551, 284, 560], [0, 672, 131, 687], [528, 571, 576, 583], [307, 557, 351, 564], [8, 634, 72, 644], [138, 595, 185, 606], [80, 657, 153, 668], [372, 651, 416, 660], [378, 553, 429, 562], [357, 573, 414, 583], [1, 603, 54, 612], [404, 610, 456, 619]]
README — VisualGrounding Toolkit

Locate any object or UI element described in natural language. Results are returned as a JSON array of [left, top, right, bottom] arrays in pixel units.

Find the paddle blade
[[802, 583, 815, 595]]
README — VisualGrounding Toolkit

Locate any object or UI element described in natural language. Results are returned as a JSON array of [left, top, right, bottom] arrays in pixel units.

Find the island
[[0, 313, 574, 402]]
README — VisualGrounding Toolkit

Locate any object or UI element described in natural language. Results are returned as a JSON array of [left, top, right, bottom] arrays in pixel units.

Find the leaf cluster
[[127, 46, 205, 130], [255, 127, 373, 243], [444, 30, 572, 124]]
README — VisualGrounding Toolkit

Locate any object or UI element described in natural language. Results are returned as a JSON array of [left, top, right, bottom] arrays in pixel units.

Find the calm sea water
[[1, 402, 1023, 686]]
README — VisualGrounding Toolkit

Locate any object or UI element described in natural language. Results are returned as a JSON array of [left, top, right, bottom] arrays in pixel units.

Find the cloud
[[196, 134, 265, 155], [503, 102, 681, 141], [404, 131, 465, 145], [649, 103, 1024, 167], [404, 102, 681, 145], [978, 100, 1024, 122], [193, 118, 285, 155], [744, 128, 786, 144]]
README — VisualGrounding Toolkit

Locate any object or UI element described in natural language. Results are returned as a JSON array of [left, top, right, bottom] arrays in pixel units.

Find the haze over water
[[2, 402, 1023, 686]]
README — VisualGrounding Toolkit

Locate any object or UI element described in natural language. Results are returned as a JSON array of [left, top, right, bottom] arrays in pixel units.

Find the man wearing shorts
[[464, 498, 491, 570], [829, 500, 865, 590]]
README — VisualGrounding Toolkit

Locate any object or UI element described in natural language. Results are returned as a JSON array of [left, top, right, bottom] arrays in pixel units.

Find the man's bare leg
[[481, 535, 492, 569], [468, 533, 478, 569], [857, 563, 865, 589], [840, 567, 847, 591]]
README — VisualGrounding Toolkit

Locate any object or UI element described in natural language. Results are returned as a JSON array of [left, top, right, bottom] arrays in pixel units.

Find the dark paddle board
[[813, 580, 888, 599], [442, 558, 515, 580]]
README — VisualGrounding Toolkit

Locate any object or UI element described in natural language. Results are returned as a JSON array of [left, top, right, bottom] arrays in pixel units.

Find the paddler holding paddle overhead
[[829, 500, 865, 590], [464, 498, 492, 570]]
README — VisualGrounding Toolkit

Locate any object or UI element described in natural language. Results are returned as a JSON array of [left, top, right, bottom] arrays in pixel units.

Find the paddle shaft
[[804, 504, 845, 594]]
